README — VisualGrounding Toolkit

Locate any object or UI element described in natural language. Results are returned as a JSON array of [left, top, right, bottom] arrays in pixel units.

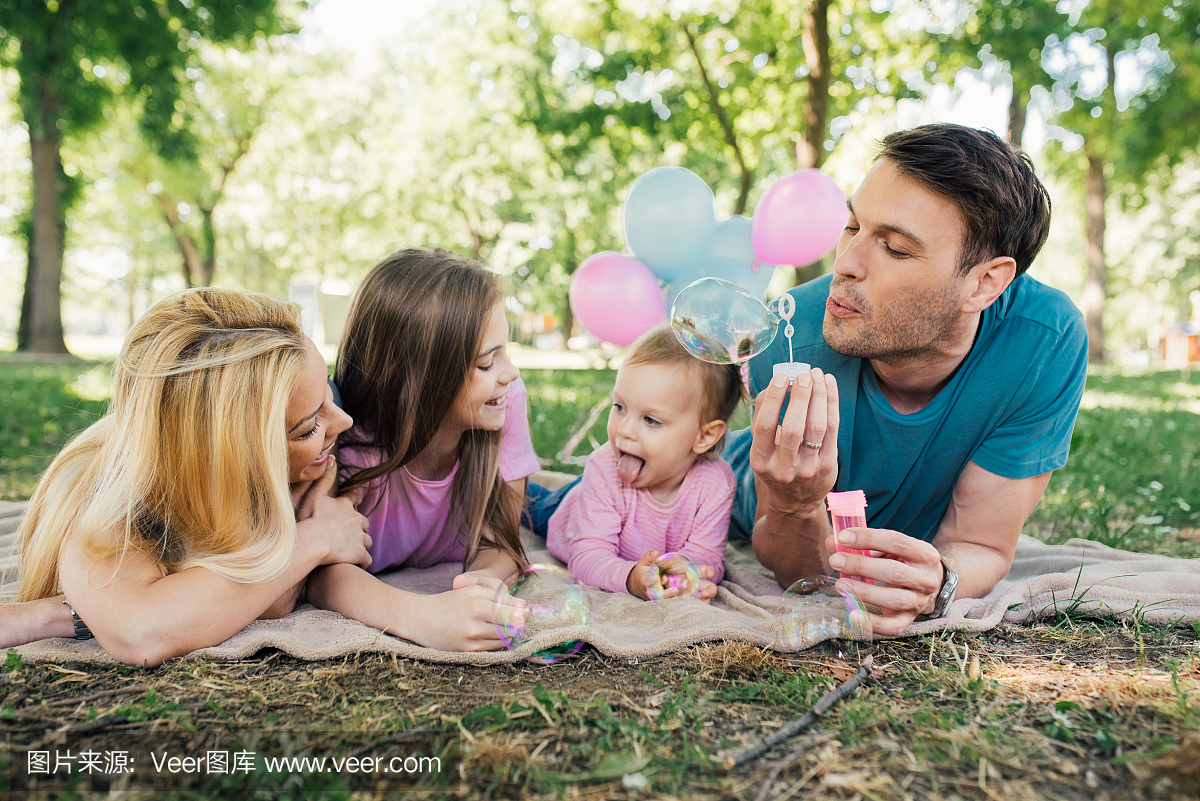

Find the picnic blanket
[[3, 486, 1198, 666]]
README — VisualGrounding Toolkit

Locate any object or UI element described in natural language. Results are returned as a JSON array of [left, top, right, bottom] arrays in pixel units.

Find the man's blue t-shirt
[[727, 272, 1088, 543]]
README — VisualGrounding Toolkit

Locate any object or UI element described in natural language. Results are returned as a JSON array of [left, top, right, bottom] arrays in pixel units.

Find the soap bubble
[[647, 552, 702, 601], [774, 576, 872, 650], [671, 277, 780, 365], [495, 564, 591, 664]]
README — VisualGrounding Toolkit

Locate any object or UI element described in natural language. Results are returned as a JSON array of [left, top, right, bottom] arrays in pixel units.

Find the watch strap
[[63, 600, 93, 641]]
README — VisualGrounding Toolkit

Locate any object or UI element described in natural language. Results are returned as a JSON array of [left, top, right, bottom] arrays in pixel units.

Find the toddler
[[547, 324, 744, 601]]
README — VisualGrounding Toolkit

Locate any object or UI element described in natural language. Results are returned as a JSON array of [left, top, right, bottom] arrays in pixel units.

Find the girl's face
[[607, 361, 724, 500], [287, 337, 353, 484], [445, 302, 519, 435]]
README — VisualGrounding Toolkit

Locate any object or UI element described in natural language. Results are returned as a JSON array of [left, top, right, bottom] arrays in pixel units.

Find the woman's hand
[[293, 456, 372, 568]]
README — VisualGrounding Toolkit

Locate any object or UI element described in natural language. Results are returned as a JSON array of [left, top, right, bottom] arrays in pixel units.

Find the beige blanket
[[3, 497, 1198, 666]]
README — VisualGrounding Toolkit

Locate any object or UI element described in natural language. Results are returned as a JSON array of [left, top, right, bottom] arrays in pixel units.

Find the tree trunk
[[1082, 149, 1106, 363], [561, 227, 577, 340], [1007, 83, 1026, 149], [20, 88, 70, 354], [200, 206, 217, 286], [17, 235, 34, 350], [797, 0, 831, 170], [152, 192, 202, 287]]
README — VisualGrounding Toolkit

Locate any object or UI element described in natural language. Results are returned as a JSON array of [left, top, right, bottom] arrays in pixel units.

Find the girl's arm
[[560, 459, 639, 593], [60, 460, 371, 667], [457, 478, 526, 585], [305, 564, 528, 652]]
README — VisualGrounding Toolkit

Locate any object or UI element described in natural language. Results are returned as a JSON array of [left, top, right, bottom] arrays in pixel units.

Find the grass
[[0, 356, 1198, 798], [0, 359, 110, 501]]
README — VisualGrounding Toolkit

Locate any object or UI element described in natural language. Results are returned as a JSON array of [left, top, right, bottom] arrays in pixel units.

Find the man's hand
[[825, 527, 943, 636], [750, 369, 840, 517], [749, 368, 841, 585]]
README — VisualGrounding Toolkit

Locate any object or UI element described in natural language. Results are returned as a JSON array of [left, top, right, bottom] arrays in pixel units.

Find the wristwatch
[[62, 600, 93, 640], [926, 558, 959, 619]]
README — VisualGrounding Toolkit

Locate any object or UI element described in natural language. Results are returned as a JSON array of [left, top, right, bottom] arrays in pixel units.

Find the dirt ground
[[0, 620, 1197, 800]]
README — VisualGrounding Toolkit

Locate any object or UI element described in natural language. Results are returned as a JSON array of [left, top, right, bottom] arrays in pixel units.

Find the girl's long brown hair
[[335, 248, 526, 569]]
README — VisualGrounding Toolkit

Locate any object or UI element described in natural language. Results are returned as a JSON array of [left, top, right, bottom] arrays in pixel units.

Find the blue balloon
[[624, 167, 718, 283], [664, 253, 777, 310], [664, 255, 742, 311], [707, 215, 756, 265]]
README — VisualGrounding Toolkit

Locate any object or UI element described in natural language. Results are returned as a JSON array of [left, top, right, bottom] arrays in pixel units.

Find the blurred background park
[[1, 0, 1198, 549], [3, 0, 1200, 362]]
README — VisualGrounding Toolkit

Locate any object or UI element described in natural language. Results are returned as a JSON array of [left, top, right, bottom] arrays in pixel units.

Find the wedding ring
[[802, 439, 822, 450]]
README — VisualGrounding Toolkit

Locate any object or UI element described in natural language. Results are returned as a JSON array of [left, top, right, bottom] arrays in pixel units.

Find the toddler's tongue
[[616, 452, 645, 484]]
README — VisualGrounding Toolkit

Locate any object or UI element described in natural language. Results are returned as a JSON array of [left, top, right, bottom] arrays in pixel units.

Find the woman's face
[[444, 302, 519, 435], [286, 337, 353, 484]]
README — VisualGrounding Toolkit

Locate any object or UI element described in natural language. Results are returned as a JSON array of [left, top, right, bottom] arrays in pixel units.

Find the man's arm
[[825, 461, 1051, 635], [931, 461, 1051, 599]]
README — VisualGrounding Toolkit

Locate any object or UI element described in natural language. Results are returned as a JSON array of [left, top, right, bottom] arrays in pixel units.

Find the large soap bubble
[[647, 552, 702, 601], [671, 277, 781, 365], [495, 564, 592, 664], [773, 576, 872, 651]]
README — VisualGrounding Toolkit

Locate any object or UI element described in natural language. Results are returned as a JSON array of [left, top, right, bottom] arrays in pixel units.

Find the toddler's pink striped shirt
[[546, 442, 734, 594]]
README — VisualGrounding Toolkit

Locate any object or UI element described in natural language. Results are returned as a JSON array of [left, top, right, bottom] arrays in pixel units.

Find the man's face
[[822, 159, 971, 362]]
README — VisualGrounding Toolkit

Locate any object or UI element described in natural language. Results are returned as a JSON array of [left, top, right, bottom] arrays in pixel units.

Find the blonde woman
[[10, 288, 372, 666]]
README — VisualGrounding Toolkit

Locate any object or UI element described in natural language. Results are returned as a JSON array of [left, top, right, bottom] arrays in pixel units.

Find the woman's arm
[[60, 461, 371, 667], [0, 596, 76, 648]]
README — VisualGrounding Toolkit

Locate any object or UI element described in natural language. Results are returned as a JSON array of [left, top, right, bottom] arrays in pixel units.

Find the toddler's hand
[[626, 551, 663, 601], [695, 579, 718, 604], [653, 554, 716, 599]]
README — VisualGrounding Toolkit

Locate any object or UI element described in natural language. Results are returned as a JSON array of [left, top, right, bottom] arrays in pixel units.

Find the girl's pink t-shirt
[[546, 441, 734, 593], [339, 378, 540, 573]]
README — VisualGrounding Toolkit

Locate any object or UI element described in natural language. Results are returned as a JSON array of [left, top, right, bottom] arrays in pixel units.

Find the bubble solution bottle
[[826, 490, 872, 583]]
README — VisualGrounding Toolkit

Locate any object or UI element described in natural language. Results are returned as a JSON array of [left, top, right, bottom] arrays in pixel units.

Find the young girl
[[12, 288, 372, 665], [547, 324, 743, 602], [306, 248, 533, 652]]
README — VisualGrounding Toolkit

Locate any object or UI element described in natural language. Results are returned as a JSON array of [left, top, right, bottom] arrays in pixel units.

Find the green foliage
[[0, 360, 110, 500], [0, 0, 293, 156]]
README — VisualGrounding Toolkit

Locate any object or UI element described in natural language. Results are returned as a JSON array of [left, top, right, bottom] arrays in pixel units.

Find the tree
[[128, 45, 281, 288], [1043, 0, 1200, 361], [934, 0, 1066, 147], [502, 0, 943, 304], [0, 0, 288, 353]]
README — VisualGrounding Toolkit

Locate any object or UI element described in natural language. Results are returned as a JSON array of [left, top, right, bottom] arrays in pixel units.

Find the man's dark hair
[[878, 123, 1051, 277]]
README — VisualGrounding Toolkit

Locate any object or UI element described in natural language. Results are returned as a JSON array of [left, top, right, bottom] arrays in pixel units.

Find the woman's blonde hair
[[335, 248, 526, 570], [16, 288, 309, 602]]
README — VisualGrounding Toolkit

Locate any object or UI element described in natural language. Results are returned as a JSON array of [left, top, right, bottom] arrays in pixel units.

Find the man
[[726, 123, 1087, 635]]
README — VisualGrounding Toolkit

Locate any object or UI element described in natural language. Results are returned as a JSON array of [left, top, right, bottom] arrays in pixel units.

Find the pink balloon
[[751, 169, 849, 266], [570, 252, 665, 346]]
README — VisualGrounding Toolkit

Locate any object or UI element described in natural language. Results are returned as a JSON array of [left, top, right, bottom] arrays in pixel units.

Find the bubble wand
[[770, 293, 810, 385]]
